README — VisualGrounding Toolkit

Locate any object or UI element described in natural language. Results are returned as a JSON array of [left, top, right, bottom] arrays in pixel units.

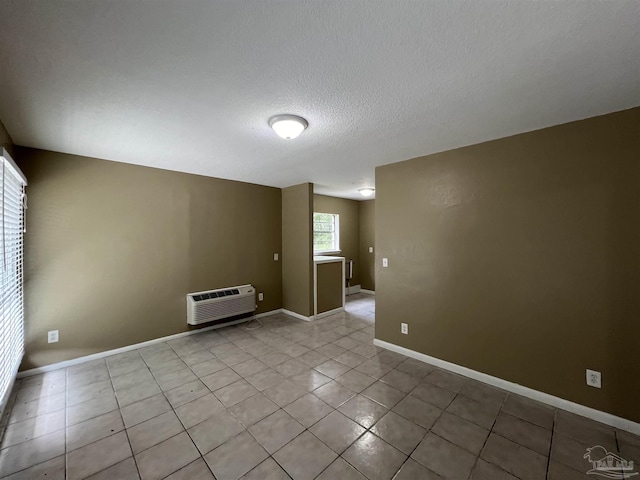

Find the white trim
[[0, 148, 27, 186], [0, 360, 20, 426], [19, 327, 221, 378], [346, 284, 361, 295], [255, 309, 283, 319], [187, 283, 253, 297], [315, 306, 345, 320], [17, 309, 283, 378], [373, 339, 640, 436], [360, 288, 375, 295], [281, 309, 314, 322], [313, 212, 340, 253], [313, 255, 345, 264]]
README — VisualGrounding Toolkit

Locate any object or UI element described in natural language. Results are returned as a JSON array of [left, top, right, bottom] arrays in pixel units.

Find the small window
[[313, 212, 340, 253]]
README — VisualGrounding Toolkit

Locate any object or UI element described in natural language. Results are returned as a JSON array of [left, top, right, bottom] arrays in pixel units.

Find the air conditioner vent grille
[[187, 285, 255, 326], [192, 288, 240, 301]]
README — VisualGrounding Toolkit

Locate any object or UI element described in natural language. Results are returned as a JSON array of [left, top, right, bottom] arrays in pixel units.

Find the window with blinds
[[0, 148, 27, 414]]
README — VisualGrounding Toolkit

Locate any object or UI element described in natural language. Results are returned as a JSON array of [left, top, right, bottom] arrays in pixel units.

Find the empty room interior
[[0, 1, 639, 479]]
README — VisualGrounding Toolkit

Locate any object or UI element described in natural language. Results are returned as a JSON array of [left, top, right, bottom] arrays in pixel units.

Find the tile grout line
[[311, 366, 439, 480], [7, 301, 615, 480], [386, 391, 440, 479], [15, 334, 358, 476], [0, 306, 373, 479], [324, 348, 447, 477], [108, 359, 144, 480], [464, 390, 507, 480], [140, 341, 213, 479], [396, 372, 471, 478], [196, 314, 374, 479], [31, 353, 183, 479], [65, 362, 137, 480], [155, 354, 211, 478], [546, 409, 558, 480], [112, 340, 217, 477], [119, 325, 343, 477]]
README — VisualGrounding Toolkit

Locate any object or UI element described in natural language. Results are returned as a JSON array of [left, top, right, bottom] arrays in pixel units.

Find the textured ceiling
[[0, 1, 639, 199]]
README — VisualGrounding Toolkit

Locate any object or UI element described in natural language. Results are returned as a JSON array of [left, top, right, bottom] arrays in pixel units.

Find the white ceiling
[[0, 1, 639, 200]]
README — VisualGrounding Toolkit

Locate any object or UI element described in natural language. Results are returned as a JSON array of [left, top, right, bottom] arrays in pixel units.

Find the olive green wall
[[282, 183, 313, 317], [358, 200, 375, 291], [316, 262, 343, 314], [0, 117, 13, 157], [376, 107, 640, 423], [313, 194, 360, 287], [17, 147, 282, 370]]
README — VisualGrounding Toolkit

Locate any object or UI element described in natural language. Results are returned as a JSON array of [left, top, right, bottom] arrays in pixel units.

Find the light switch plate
[[382, 258, 388, 267], [274, 253, 279, 261], [48, 330, 59, 343], [369, 247, 374, 253]]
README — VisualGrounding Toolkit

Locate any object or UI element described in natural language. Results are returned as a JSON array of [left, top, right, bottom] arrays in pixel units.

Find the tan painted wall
[[282, 183, 313, 317], [17, 147, 282, 370], [316, 262, 343, 314], [313, 194, 360, 287], [358, 200, 375, 291], [0, 117, 14, 157], [376, 107, 640, 423]]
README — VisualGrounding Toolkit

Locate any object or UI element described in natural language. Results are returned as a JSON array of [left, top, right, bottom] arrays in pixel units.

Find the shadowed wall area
[[17, 147, 282, 370], [282, 183, 313, 317], [375, 107, 640, 422], [358, 199, 375, 291], [0, 117, 13, 156]]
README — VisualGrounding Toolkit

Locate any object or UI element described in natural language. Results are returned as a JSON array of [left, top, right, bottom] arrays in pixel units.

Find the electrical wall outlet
[[401, 323, 408, 335], [274, 253, 279, 261], [586, 369, 602, 388], [382, 258, 389, 267], [48, 330, 59, 343], [258, 293, 264, 301], [369, 246, 374, 253]]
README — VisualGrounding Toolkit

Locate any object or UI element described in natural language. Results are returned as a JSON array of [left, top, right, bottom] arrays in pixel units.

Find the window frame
[[313, 212, 340, 255], [0, 148, 27, 419]]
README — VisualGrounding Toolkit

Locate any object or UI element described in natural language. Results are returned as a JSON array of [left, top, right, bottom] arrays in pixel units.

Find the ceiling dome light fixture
[[269, 114, 308, 139], [358, 188, 375, 197]]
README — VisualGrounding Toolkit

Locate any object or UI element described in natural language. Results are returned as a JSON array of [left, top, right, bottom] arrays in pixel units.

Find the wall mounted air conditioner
[[187, 284, 256, 326]]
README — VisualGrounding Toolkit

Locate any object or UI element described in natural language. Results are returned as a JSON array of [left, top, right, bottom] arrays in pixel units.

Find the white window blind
[[0, 148, 27, 413]]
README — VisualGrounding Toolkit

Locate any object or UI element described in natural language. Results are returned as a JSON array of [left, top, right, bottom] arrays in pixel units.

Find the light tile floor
[[1, 294, 638, 479]]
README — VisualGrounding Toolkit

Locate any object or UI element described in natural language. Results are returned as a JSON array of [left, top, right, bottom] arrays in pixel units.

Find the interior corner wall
[[0, 117, 14, 157], [282, 183, 313, 317], [358, 200, 375, 291], [375, 107, 640, 423], [16, 147, 283, 370], [313, 194, 360, 286]]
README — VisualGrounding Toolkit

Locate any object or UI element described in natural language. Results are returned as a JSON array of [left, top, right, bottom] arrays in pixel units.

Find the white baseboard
[[17, 308, 285, 378], [346, 284, 361, 295], [255, 309, 283, 319], [373, 339, 640, 436], [281, 309, 313, 322], [315, 306, 345, 320], [360, 289, 375, 295], [1, 361, 20, 428]]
